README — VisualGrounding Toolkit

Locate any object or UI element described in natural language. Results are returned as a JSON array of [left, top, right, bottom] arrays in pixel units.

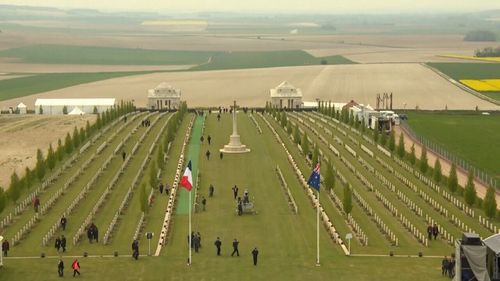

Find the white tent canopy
[[68, 107, 84, 115], [34, 98, 115, 115], [17, 102, 27, 108]]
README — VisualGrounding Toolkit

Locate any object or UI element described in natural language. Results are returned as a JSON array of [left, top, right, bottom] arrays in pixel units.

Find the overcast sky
[[1, 0, 500, 13]]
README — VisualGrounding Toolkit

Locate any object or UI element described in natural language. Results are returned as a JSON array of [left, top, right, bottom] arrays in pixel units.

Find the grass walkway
[[176, 115, 204, 215]]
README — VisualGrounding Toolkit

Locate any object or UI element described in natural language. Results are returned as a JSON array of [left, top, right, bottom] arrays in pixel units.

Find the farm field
[[405, 111, 500, 183], [2, 64, 498, 111], [0, 114, 95, 188]]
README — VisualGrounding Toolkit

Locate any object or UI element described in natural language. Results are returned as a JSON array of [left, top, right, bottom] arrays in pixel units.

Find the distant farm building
[[35, 98, 115, 115], [16, 102, 27, 114], [270, 81, 303, 109], [147, 82, 181, 110]]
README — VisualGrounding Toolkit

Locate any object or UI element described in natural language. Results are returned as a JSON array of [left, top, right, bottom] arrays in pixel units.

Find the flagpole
[[316, 189, 320, 266], [188, 189, 192, 265]]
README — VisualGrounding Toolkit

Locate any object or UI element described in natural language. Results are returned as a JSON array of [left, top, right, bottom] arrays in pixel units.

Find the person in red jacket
[[72, 259, 81, 277]]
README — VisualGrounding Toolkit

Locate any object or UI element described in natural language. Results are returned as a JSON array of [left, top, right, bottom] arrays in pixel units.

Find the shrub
[[419, 146, 428, 174], [35, 149, 46, 180], [484, 185, 497, 218], [464, 170, 476, 206], [433, 159, 442, 183], [448, 163, 458, 193]]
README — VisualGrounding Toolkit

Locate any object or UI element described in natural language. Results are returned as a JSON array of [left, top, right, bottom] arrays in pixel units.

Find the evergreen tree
[[0, 188, 6, 213], [301, 132, 309, 157], [57, 139, 64, 161], [311, 145, 319, 169], [281, 112, 287, 128], [484, 185, 497, 219], [287, 121, 292, 135], [62, 106, 68, 114], [433, 159, 442, 183], [35, 149, 46, 180], [419, 146, 428, 174], [324, 163, 335, 191], [388, 130, 396, 152], [86, 120, 91, 135], [96, 113, 102, 129], [354, 114, 359, 128], [140, 183, 147, 212], [397, 133, 405, 158], [25, 167, 33, 189], [39, 105, 43, 115], [361, 119, 366, 133], [464, 170, 477, 206], [448, 163, 458, 193], [343, 185, 353, 215], [380, 130, 388, 146], [373, 123, 379, 143], [293, 123, 300, 144], [80, 127, 86, 144], [157, 145, 165, 170], [9, 172, 21, 202], [47, 144, 56, 170], [149, 161, 157, 189], [72, 127, 80, 148], [409, 144, 416, 165], [64, 132, 73, 154], [93, 106, 98, 114]]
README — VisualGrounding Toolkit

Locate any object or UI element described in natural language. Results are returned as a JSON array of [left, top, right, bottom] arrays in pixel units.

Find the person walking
[[214, 237, 222, 256], [231, 239, 240, 257], [72, 259, 81, 277], [55, 236, 61, 252], [60, 235, 67, 252], [232, 185, 239, 200], [442, 256, 449, 276], [252, 247, 259, 266], [202, 196, 207, 211], [132, 239, 139, 260], [58, 259, 64, 277], [427, 224, 433, 240], [2, 239, 9, 257], [60, 216, 67, 231], [207, 135, 212, 145], [206, 150, 211, 160], [432, 224, 439, 240], [209, 184, 215, 197]]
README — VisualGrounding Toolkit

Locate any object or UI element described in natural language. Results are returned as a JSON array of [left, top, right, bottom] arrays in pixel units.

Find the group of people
[[213, 237, 259, 265], [57, 258, 80, 277], [141, 119, 151, 127], [189, 232, 203, 253], [54, 235, 67, 252], [200, 135, 212, 145], [86, 223, 99, 243], [427, 224, 440, 240], [441, 255, 455, 278], [234, 186, 251, 216], [158, 182, 171, 195]]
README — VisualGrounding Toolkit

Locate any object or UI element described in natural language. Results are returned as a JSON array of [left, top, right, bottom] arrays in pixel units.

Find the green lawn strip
[[406, 111, 500, 179], [166, 112, 339, 270], [86, 114, 170, 254], [426, 62, 500, 80], [0, 72, 157, 102], [140, 116, 192, 249], [1, 114, 143, 249], [9, 115, 146, 255], [0, 253, 441, 281], [309, 111, 496, 236], [294, 113, 457, 254], [107, 113, 174, 252], [0, 44, 219, 65], [266, 113, 406, 254], [252, 114, 359, 251], [176, 115, 204, 215], [303, 113, 471, 241], [481, 92, 500, 102], [191, 50, 355, 71]]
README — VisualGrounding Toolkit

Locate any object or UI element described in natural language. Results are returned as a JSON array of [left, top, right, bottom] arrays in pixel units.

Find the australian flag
[[307, 163, 321, 192]]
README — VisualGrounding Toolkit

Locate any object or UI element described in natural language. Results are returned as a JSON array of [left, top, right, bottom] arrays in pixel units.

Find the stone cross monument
[[220, 100, 250, 153]]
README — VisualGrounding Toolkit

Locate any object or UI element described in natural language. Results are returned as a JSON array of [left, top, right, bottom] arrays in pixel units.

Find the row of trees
[[140, 102, 188, 213], [474, 47, 500, 57], [0, 101, 135, 214]]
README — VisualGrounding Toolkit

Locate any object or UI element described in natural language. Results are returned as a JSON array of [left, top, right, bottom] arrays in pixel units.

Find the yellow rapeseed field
[[460, 79, 500, 91]]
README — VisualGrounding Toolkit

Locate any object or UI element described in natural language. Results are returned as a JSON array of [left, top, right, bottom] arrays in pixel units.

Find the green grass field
[[192, 50, 355, 71], [0, 71, 156, 102], [0, 45, 219, 65], [406, 111, 500, 180]]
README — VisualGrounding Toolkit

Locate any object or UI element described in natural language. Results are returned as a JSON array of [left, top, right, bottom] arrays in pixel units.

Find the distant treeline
[[464, 30, 497, 42], [475, 47, 500, 57]]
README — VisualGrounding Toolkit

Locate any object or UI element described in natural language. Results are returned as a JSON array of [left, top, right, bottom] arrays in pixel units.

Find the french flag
[[180, 160, 193, 191]]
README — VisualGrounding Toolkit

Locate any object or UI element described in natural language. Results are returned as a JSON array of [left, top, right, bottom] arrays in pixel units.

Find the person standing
[[197, 232, 202, 248], [60, 216, 67, 231], [58, 259, 64, 277], [60, 235, 67, 252], [202, 196, 207, 211], [2, 239, 9, 257], [214, 237, 222, 256], [209, 184, 215, 197], [206, 150, 211, 160], [427, 224, 432, 240], [231, 239, 240, 257], [200, 136, 204, 143], [432, 224, 439, 240], [194, 234, 200, 253], [165, 184, 170, 196], [72, 259, 81, 277], [33, 196, 40, 213], [93, 225, 99, 243], [252, 247, 259, 266], [232, 185, 239, 200], [219, 152, 223, 160], [159, 183, 164, 194], [55, 236, 61, 252], [207, 135, 212, 145], [442, 256, 449, 276], [132, 239, 139, 260]]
